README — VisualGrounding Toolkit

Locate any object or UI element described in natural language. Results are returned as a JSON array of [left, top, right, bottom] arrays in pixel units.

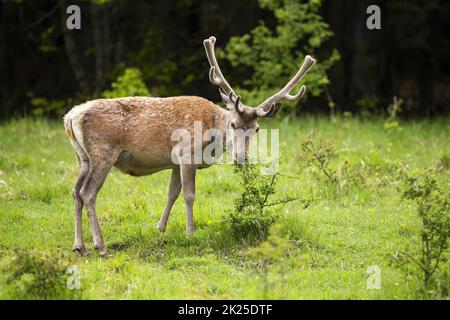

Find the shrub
[[298, 130, 338, 185], [226, 164, 278, 240], [356, 95, 380, 117], [28, 67, 149, 117], [103, 68, 150, 98], [297, 131, 368, 197], [29, 93, 73, 118], [393, 170, 449, 297], [226, 163, 297, 240], [6, 250, 82, 300]]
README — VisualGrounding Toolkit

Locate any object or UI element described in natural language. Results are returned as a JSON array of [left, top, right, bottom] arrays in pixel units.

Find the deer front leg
[[157, 168, 181, 232], [180, 164, 197, 234]]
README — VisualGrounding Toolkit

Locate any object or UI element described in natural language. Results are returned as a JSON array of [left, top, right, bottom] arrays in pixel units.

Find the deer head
[[203, 36, 316, 162]]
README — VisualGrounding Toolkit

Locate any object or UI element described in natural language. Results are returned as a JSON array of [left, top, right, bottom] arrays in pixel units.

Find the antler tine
[[228, 91, 244, 114], [203, 36, 234, 96], [284, 85, 307, 101], [256, 55, 315, 117]]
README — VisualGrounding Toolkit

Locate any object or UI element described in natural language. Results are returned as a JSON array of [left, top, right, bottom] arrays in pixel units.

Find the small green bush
[[6, 250, 82, 300], [29, 93, 73, 118], [298, 131, 367, 195], [394, 170, 449, 297], [298, 130, 338, 185], [226, 164, 277, 240], [226, 163, 297, 240], [103, 68, 150, 98]]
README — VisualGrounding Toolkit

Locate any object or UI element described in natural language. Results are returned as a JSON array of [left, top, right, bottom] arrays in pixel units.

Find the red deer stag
[[64, 36, 315, 257]]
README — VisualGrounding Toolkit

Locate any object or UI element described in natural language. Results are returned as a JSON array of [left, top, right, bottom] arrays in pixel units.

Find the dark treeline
[[0, 0, 449, 119]]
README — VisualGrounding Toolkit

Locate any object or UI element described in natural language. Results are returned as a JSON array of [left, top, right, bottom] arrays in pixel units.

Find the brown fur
[[68, 96, 228, 175]]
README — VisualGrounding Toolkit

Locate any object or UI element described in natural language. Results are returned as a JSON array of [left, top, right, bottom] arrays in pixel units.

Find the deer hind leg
[[157, 168, 181, 233], [79, 152, 119, 258], [67, 132, 91, 256], [72, 154, 90, 256], [180, 164, 197, 234]]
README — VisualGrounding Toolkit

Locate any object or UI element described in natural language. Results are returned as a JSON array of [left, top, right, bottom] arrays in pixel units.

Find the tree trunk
[[91, 2, 113, 92]]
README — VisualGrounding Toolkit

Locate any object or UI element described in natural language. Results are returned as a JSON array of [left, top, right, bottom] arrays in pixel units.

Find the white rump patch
[[65, 102, 95, 158]]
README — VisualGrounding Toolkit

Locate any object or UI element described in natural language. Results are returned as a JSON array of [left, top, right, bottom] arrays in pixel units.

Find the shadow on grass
[[105, 218, 321, 268]]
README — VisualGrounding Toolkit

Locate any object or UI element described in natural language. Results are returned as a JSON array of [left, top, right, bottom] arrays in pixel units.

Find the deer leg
[[72, 156, 90, 256], [157, 168, 181, 233], [79, 156, 117, 258], [180, 164, 197, 234]]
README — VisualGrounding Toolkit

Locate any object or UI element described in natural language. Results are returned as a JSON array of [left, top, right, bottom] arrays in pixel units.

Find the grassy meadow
[[0, 116, 448, 299]]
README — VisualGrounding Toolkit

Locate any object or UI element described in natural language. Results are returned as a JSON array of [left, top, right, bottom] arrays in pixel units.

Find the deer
[[63, 36, 315, 257]]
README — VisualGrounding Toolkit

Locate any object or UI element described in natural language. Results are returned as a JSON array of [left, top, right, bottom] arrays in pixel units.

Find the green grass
[[0, 116, 448, 299]]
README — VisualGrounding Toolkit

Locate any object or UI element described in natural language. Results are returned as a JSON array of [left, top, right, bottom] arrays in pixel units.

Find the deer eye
[[230, 122, 236, 128], [255, 126, 260, 133]]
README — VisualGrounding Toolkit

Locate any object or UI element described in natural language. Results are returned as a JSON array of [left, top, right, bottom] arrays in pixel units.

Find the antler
[[203, 36, 233, 95], [256, 55, 316, 117], [203, 36, 244, 113]]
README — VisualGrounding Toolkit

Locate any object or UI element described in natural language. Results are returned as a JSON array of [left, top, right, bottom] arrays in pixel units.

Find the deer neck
[[213, 107, 231, 137]]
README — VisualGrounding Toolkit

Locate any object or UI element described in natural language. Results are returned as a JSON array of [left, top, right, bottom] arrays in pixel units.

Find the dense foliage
[[221, 0, 339, 111], [103, 68, 150, 98], [1, 0, 449, 118], [396, 170, 449, 295]]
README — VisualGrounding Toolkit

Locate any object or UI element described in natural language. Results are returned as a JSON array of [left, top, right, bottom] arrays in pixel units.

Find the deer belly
[[114, 150, 175, 176]]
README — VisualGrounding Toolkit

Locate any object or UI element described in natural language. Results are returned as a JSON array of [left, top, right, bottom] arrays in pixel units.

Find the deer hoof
[[156, 223, 166, 233], [99, 251, 111, 259], [73, 245, 89, 257]]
